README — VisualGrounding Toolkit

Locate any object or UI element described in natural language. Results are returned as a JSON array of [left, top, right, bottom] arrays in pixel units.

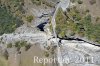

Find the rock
[[61, 40, 100, 65]]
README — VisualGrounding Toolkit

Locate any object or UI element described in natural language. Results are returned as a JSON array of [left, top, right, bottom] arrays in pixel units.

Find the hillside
[[0, 0, 100, 66], [55, 0, 100, 44]]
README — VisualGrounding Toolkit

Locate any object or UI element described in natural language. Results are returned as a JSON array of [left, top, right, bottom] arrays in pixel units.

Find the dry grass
[[0, 55, 8, 66], [19, 44, 53, 66], [19, 44, 44, 66]]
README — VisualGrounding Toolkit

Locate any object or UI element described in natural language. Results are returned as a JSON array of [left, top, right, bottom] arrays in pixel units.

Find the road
[[50, 0, 70, 66]]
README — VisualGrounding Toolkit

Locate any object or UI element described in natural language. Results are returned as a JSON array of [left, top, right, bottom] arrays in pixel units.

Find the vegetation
[[26, 15, 34, 23], [46, 46, 50, 50], [15, 41, 25, 48], [3, 50, 9, 60], [31, 0, 42, 5], [7, 43, 12, 48], [25, 44, 32, 51], [77, 0, 83, 4], [46, 46, 55, 55], [55, 8, 67, 38], [0, 0, 24, 17], [15, 41, 27, 50], [0, 0, 24, 35], [44, 51, 49, 57], [96, 17, 100, 22], [14, 41, 32, 51], [31, 0, 55, 7], [52, 6, 100, 44], [70, 0, 76, 3], [71, 0, 83, 4], [50, 46, 55, 54]]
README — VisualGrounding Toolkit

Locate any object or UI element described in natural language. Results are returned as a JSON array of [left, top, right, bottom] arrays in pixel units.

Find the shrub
[[15, 41, 27, 51], [78, 0, 83, 4], [26, 15, 34, 23], [85, 9, 90, 13], [25, 44, 32, 51], [67, 8, 71, 12], [96, 17, 100, 22], [70, 0, 76, 3], [7, 43, 12, 48], [44, 51, 49, 57], [46, 46, 50, 50], [31, 0, 41, 5]]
